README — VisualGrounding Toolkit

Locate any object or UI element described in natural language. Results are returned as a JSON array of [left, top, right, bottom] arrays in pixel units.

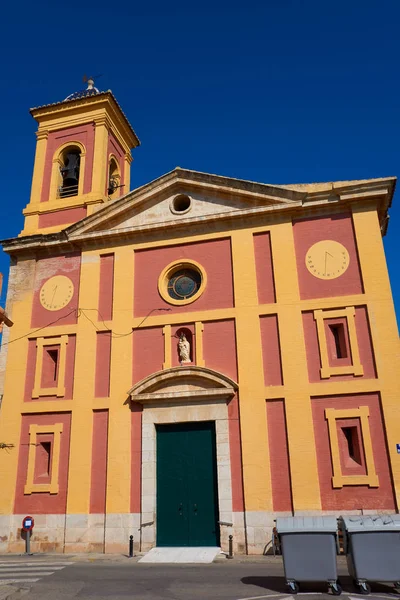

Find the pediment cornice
[[128, 366, 238, 404]]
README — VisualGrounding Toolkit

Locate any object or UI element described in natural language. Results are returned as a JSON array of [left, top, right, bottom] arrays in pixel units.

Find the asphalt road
[[2, 559, 400, 600]]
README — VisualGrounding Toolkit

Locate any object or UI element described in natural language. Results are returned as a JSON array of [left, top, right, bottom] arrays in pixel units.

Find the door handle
[[193, 504, 197, 513], [178, 503, 183, 515]]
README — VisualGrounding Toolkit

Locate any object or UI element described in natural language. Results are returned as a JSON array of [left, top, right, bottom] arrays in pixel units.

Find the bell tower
[[22, 78, 140, 236]]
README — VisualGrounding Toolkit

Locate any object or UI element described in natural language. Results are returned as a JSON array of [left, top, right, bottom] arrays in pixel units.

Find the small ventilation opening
[[172, 195, 191, 213], [343, 426, 362, 465], [329, 324, 347, 359], [39, 441, 51, 477], [47, 349, 59, 382]]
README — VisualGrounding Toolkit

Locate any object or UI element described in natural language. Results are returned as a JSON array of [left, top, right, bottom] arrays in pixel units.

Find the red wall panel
[[31, 253, 81, 327], [260, 315, 283, 386], [203, 319, 237, 381], [24, 335, 76, 401], [130, 403, 142, 513], [134, 239, 234, 317], [132, 327, 164, 384], [40, 123, 95, 202], [253, 232, 276, 304], [312, 393, 395, 510], [90, 410, 108, 514], [38, 207, 87, 229], [303, 306, 377, 382], [14, 413, 71, 514], [293, 213, 363, 300], [95, 332, 112, 397], [267, 399, 293, 512], [98, 254, 114, 321]]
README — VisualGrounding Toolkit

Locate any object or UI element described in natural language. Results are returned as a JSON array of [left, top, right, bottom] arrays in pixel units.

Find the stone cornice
[[30, 92, 140, 149], [1, 170, 396, 255]]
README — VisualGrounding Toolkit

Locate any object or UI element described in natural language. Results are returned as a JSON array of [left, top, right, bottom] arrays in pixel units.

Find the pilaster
[[270, 219, 321, 511], [230, 230, 272, 513]]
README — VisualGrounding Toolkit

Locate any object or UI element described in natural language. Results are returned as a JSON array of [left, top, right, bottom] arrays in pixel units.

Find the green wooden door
[[156, 421, 219, 547]]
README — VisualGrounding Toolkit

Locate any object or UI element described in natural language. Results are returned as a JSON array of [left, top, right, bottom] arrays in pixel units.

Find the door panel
[[156, 421, 219, 547]]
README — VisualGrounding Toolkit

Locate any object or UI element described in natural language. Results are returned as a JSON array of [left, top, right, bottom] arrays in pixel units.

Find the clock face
[[40, 275, 74, 311], [306, 240, 350, 280]]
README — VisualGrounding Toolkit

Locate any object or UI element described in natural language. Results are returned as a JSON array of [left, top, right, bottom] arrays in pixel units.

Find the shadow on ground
[[241, 575, 400, 596]]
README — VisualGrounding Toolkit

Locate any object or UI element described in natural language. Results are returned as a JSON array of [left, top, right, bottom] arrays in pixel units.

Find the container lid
[[339, 514, 400, 532], [276, 516, 338, 533]]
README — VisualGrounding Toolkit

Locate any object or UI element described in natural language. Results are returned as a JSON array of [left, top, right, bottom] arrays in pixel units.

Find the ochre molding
[[162, 325, 172, 369], [158, 259, 207, 306], [24, 422, 63, 494], [195, 321, 205, 367], [325, 406, 379, 488], [314, 306, 363, 379], [32, 335, 68, 398]]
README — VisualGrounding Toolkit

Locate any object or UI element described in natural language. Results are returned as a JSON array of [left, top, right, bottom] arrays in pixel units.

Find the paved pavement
[[0, 555, 398, 600]]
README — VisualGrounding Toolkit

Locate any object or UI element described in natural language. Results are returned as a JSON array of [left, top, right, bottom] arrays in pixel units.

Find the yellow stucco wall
[[1, 205, 399, 518]]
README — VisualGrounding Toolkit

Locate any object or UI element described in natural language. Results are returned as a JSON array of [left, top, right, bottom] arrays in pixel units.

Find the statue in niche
[[178, 333, 191, 363]]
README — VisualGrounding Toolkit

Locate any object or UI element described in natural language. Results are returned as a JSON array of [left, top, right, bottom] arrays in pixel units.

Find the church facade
[[0, 84, 399, 555]]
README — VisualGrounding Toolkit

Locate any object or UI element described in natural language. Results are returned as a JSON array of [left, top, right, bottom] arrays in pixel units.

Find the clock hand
[[50, 285, 58, 307]]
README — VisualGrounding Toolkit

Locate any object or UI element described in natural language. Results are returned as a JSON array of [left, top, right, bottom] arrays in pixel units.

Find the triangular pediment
[[67, 168, 305, 239], [128, 366, 238, 404]]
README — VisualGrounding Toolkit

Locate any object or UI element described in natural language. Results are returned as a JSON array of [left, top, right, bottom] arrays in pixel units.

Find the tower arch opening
[[58, 146, 81, 198], [107, 156, 121, 195]]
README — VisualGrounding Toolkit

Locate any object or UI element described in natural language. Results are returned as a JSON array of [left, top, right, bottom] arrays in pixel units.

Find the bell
[[60, 153, 80, 187]]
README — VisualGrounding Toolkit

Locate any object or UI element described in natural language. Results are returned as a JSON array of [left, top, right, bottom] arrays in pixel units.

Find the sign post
[[22, 516, 34, 555]]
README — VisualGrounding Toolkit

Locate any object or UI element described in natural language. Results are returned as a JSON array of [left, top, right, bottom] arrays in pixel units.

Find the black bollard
[[129, 535, 134, 558], [227, 534, 233, 559]]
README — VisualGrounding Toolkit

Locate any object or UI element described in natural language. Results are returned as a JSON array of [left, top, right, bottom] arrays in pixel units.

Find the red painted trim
[[90, 410, 108, 514], [98, 254, 114, 321], [267, 399, 293, 512]]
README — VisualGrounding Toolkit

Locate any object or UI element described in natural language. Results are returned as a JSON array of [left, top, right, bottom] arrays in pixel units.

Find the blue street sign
[[22, 516, 34, 531]]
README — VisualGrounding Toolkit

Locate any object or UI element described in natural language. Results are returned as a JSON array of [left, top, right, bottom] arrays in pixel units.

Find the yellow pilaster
[[66, 251, 99, 513], [270, 220, 321, 511], [92, 118, 109, 198], [352, 205, 400, 508], [29, 130, 48, 204], [106, 246, 134, 514], [231, 230, 272, 511], [124, 153, 132, 194]]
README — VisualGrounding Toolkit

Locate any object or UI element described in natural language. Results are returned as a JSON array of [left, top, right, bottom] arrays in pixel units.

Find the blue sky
[[1, 0, 399, 325]]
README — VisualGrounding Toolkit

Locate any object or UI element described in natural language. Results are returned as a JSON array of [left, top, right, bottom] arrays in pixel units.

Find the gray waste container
[[276, 516, 341, 595], [339, 514, 400, 595]]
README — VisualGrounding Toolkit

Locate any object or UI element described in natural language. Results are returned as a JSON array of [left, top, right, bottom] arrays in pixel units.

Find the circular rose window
[[167, 269, 201, 300], [158, 260, 207, 306]]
